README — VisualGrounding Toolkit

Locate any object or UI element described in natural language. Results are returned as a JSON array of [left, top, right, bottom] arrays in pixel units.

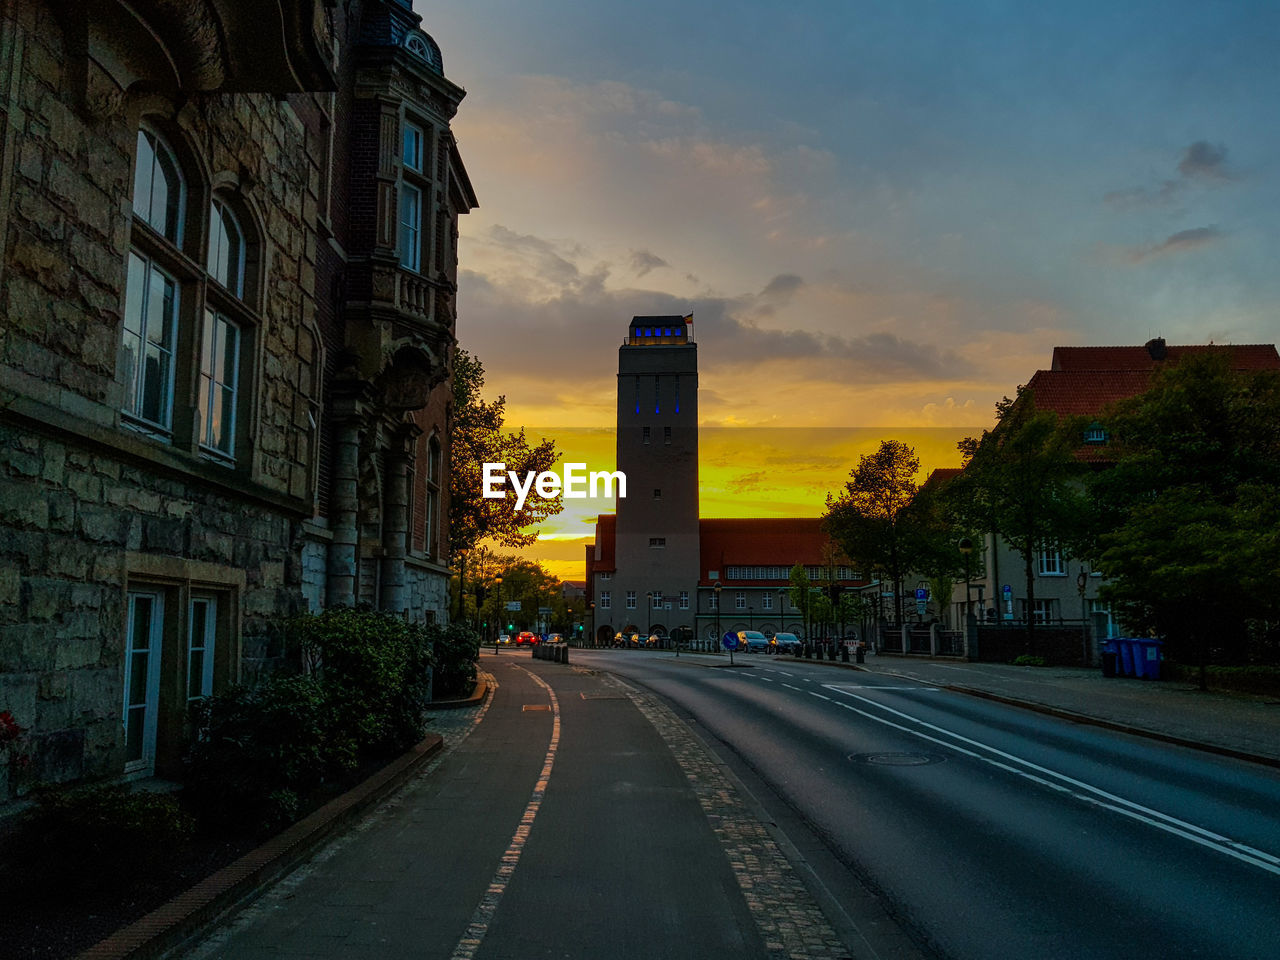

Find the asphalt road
[[575, 650, 1280, 960]]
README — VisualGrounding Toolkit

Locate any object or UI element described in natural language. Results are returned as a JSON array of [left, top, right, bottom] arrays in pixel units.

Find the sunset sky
[[418, 1, 1280, 580]]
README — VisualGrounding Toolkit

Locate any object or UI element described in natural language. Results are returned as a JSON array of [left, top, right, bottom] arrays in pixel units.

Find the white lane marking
[[757, 676, 774, 682], [777, 671, 796, 677], [450, 667, 561, 960], [781, 683, 802, 691], [821, 684, 1280, 877], [827, 685, 939, 691], [809, 692, 832, 701]]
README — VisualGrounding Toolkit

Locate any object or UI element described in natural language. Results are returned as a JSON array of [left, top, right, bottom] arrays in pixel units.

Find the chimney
[[1145, 337, 1167, 361]]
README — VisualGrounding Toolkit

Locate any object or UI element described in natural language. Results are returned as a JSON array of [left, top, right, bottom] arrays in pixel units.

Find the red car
[[515, 631, 538, 646]]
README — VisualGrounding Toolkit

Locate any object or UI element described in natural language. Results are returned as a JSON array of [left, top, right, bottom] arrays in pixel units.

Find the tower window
[[649, 537, 666, 548], [655, 375, 660, 414], [664, 426, 671, 444], [643, 426, 651, 444], [653, 488, 662, 499]]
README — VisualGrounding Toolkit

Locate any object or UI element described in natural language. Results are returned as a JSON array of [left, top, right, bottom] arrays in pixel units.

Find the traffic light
[[576, 624, 583, 632], [508, 623, 514, 632], [475, 585, 487, 603]]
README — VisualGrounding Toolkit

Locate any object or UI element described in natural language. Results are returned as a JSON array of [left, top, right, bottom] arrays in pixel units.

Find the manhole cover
[[523, 704, 550, 712], [850, 752, 944, 766]]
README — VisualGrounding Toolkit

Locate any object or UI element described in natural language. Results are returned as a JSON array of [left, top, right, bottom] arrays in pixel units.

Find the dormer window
[[1084, 422, 1107, 444]]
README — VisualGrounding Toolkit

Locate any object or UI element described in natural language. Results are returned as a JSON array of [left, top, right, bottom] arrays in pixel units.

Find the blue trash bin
[[1100, 640, 1119, 677], [1117, 638, 1136, 677], [1132, 638, 1164, 680]]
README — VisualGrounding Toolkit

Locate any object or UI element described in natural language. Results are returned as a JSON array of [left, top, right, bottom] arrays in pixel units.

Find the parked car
[[516, 631, 538, 646], [497, 634, 513, 646], [547, 633, 565, 643], [771, 632, 801, 653], [738, 630, 771, 653]]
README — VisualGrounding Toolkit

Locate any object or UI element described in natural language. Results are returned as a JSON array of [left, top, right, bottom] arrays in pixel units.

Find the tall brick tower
[[612, 316, 699, 637]]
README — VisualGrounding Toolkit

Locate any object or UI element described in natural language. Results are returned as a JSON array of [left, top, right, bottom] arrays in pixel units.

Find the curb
[[425, 679, 489, 711], [75, 733, 449, 960], [871, 668, 1280, 770]]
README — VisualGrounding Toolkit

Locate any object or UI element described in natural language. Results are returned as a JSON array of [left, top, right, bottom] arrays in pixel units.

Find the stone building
[[0, 0, 474, 801]]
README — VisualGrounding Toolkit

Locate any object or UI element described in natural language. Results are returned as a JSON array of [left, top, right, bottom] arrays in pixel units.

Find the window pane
[[187, 649, 205, 700], [215, 384, 235, 451], [141, 344, 168, 423], [154, 142, 182, 242], [129, 651, 150, 706], [125, 705, 145, 761], [133, 131, 155, 226], [208, 201, 243, 296], [219, 319, 237, 385], [146, 269, 174, 346], [131, 596, 153, 648], [399, 185, 420, 270]]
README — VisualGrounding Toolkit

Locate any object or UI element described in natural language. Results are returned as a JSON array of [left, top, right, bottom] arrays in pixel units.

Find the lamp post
[[748, 604, 753, 630], [1077, 567, 1089, 666], [714, 581, 722, 654], [957, 538, 975, 660], [646, 592, 653, 645], [588, 601, 595, 647], [494, 575, 503, 651], [567, 607, 573, 645]]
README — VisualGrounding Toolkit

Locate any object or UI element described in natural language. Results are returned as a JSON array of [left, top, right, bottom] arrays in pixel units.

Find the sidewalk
[[793, 651, 1280, 767], [180, 652, 852, 960]]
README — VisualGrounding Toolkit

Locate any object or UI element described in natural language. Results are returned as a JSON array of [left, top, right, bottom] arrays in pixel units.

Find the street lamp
[[714, 581, 722, 654], [588, 601, 596, 647], [567, 607, 573, 645], [748, 604, 753, 630], [494, 576, 503, 651], [1077, 566, 1089, 665], [957, 538, 975, 660]]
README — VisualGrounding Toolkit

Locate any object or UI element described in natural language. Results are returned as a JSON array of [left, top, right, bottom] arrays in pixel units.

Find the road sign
[[1002, 585, 1012, 596], [915, 588, 928, 600], [916, 600, 927, 615], [505, 601, 521, 611], [722, 632, 740, 651], [538, 606, 553, 614]]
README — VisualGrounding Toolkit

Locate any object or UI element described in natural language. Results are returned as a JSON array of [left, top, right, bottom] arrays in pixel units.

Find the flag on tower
[[683, 313, 693, 324]]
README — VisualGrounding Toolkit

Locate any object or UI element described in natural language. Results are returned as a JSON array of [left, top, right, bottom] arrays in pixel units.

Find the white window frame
[[199, 310, 240, 460], [403, 120, 424, 172], [207, 198, 246, 297], [600, 591, 611, 610], [133, 128, 185, 244], [735, 591, 746, 610], [124, 590, 164, 773], [649, 537, 665, 548], [625, 591, 636, 610], [709, 593, 719, 611], [187, 595, 217, 702], [679, 591, 689, 610], [651, 591, 663, 609], [762, 593, 773, 610], [121, 252, 179, 433], [399, 181, 422, 272], [599, 573, 611, 581], [1032, 598, 1053, 623], [1037, 547, 1065, 576]]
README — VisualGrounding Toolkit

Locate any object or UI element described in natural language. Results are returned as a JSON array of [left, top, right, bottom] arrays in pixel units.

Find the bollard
[[841, 645, 849, 662], [855, 643, 865, 664]]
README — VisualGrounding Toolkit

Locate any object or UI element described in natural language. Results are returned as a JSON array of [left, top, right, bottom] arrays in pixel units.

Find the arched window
[[207, 199, 245, 297], [132, 129, 184, 243]]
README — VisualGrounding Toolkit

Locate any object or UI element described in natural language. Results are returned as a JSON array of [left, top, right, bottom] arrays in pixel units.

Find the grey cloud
[[1178, 141, 1231, 180], [1106, 140, 1235, 209], [1125, 226, 1224, 263], [487, 224, 583, 285], [760, 273, 804, 300], [630, 249, 669, 276]]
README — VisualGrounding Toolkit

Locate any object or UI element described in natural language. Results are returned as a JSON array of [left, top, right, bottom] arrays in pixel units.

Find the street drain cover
[[851, 752, 944, 766], [523, 704, 551, 712]]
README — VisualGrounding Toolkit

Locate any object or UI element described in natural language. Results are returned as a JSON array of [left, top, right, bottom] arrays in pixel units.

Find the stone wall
[[0, 2, 324, 798]]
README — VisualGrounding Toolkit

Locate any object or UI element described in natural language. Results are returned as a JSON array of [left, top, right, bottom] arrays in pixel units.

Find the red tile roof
[[1023, 369, 1154, 417], [699, 518, 835, 574], [1051, 343, 1280, 372]]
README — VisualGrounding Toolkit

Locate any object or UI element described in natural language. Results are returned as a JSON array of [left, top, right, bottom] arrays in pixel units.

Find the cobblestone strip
[[608, 675, 853, 960]]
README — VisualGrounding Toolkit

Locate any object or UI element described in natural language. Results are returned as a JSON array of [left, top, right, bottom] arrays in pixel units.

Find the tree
[[950, 392, 1088, 655], [823, 440, 928, 626], [1086, 354, 1280, 686], [449, 348, 562, 580]]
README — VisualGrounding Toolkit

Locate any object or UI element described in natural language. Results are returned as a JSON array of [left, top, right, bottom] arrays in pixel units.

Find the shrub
[[184, 672, 329, 830], [1011, 654, 1048, 667], [432, 622, 480, 700], [16, 784, 194, 890]]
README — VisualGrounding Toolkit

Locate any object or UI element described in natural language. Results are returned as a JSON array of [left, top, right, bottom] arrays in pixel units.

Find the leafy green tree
[[1087, 354, 1280, 686], [823, 440, 928, 625], [950, 393, 1088, 654], [450, 348, 562, 559]]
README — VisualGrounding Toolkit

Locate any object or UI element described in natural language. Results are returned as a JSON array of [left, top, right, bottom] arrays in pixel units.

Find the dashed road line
[[449, 667, 561, 960]]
